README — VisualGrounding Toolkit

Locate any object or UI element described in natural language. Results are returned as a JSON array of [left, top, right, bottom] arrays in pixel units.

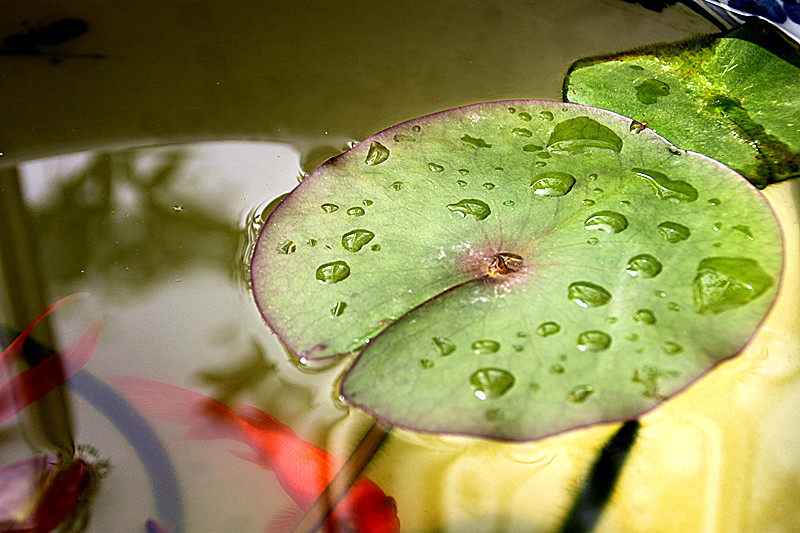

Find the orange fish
[[113, 376, 400, 533]]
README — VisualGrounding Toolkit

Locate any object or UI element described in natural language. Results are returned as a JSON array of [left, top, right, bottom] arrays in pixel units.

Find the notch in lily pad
[[250, 100, 782, 441]]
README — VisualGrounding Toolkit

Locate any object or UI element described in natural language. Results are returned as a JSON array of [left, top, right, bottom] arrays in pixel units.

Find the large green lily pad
[[250, 100, 782, 441], [563, 21, 800, 189]]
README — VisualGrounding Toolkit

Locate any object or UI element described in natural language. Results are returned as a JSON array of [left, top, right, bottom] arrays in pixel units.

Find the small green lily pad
[[563, 20, 800, 188], [250, 100, 782, 441]]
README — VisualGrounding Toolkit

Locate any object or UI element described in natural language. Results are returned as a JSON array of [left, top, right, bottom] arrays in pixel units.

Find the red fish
[[0, 294, 105, 532], [113, 376, 400, 533]]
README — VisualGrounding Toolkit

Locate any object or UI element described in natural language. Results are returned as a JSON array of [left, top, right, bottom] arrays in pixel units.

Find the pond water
[[1, 2, 799, 532]]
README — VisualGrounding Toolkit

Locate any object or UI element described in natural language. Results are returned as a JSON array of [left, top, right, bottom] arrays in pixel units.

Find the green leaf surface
[[250, 100, 782, 441], [562, 21, 800, 188]]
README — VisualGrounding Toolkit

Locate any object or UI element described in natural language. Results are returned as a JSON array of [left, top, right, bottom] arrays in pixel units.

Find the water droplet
[[549, 364, 565, 374], [733, 225, 754, 240], [588, 173, 598, 181], [529, 382, 541, 391], [363, 199, 374, 206], [447, 199, 491, 220], [347, 207, 366, 217], [693, 257, 774, 314], [633, 309, 656, 324], [508, 106, 516, 114], [391, 181, 403, 191], [483, 182, 495, 190], [547, 116, 623, 154], [577, 331, 612, 352], [626, 254, 663, 278], [456, 179, 468, 187], [321, 203, 339, 213], [713, 242, 723, 248], [428, 163, 444, 172], [534, 161, 547, 167], [635, 78, 670, 104], [512, 127, 533, 137], [512, 344, 524, 352], [713, 222, 722, 231], [306, 239, 317, 247], [458, 168, 470, 175], [411, 125, 421, 133], [470, 368, 515, 400], [567, 384, 595, 404], [593, 187, 604, 195], [315, 261, 351, 284], [537, 321, 561, 337], [708, 198, 721, 206], [471, 340, 501, 354], [503, 200, 515, 207], [530, 171, 576, 197], [365, 141, 390, 165], [587, 237, 599, 245], [582, 199, 596, 206], [276, 239, 296, 254], [626, 333, 639, 342], [330, 301, 347, 317], [516, 331, 529, 338], [657, 221, 691, 243], [539, 110, 554, 121], [370, 244, 381, 251], [629, 120, 647, 133], [432, 337, 456, 356], [632, 168, 699, 203], [523, 144, 544, 152], [462, 134, 492, 149], [518, 111, 533, 121], [488, 252, 523, 276], [420, 358, 434, 369], [629, 65, 645, 71], [393, 134, 415, 142], [568, 281, 611, 308], [654, 290, 667, 298], [584, 211, 628, 233], [606, 316, 618, 324], [537, 152, 552, 159], [667, 301, 680, 312], [341, 229, 375, 252], [619, 200, 631, 206], [663, 341, 683, 355]]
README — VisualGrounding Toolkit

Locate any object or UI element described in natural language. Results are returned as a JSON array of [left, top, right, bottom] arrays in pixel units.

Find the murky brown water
[[1, 2, 799, 532]]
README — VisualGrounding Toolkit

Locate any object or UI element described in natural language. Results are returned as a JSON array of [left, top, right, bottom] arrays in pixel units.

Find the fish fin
[[265, 505, 305, 533], [233, 403, 294, 436], [145, 518, 168, 533], [0, 315, 102, 425], [228, 448, 273, 471], [111, 376, 244, 443]]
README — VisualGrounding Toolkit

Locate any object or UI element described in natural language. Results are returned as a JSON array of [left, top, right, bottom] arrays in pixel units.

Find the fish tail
[[111, 376, 245, 443]]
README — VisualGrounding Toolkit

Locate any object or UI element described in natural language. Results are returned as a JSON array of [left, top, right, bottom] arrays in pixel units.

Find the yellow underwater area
[[339, 178, 800, 533]]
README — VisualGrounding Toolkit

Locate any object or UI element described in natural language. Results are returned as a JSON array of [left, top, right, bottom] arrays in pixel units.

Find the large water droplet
[[341, 229, 375, 252], [488, 252, 523, 276], [365, 141, 389, 165], [537, 321, 561, 337], [512, 127, 533, 137], [471, 340, 501, 354], [428, 163, 444, 172], [657, 221, 691, 243], [530, 172, 576, 197], [585, 211, 628, 233], [539, 110, 554, 121], [456, 179, 468, 187], [276, 239, 296, 254], [390, 181, 403, 191], [447, 199, 491, 220], [347, 207, 366, 217], [626, 254, 663, 278], [567, 384, 595, 403], [733, 225, 754, 240], [315, 261, 351, 284], [662, 341, 683, 355], [518, 112, 533, 121], [635, 79, 670, 104], [483, 182, 495, 190], [321, 203, 339, 213], [568, 281, 612, 308], [633, 309, 656, 324], [633, 168, 699, 203], [470, 368, 515, 400], [462, 134, 492, 149], [547, 116, 623, 154], [432, 336, 456, 356], [693, 257, 774, 314], [523, 144, 544, 152], [577, 331, 612, 352]]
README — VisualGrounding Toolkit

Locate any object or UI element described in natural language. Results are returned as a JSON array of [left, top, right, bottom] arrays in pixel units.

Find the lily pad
[[250, 100, 782, 441], [562, 20, 800, 188]]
